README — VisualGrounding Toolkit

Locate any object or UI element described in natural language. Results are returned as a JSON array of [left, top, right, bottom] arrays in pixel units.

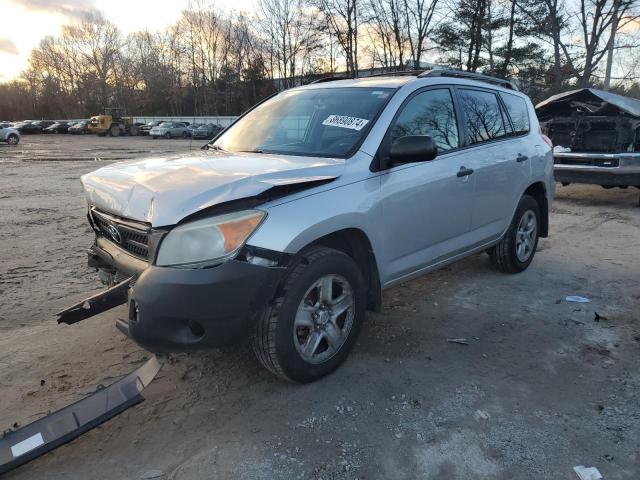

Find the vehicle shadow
[[555, 183, 640, 209]]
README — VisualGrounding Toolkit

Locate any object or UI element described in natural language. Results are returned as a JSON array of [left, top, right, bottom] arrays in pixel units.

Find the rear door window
[[500, 93, 530, 135], [458, 89, 506, 144], [390, 88, 459, 152]]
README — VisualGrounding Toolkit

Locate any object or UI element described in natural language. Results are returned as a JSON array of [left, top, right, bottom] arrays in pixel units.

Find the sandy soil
[[1, 136, 639, 479]]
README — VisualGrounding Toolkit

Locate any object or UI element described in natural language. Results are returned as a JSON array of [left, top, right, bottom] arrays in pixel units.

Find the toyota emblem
[[107, 224, 122, 244]]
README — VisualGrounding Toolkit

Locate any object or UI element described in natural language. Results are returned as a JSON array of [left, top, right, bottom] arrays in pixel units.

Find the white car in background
[[0, 124, 20, 145]]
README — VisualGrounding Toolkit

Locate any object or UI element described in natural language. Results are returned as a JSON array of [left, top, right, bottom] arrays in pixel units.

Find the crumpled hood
[[81, 150, 345, 226]]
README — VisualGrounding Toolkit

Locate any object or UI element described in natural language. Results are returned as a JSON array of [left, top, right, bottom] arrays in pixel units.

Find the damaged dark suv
[[536, 88, 640, 194]]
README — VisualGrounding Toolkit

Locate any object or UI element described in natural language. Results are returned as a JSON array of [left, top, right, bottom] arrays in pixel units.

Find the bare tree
[[258, 0, 322, 87], [316, 0, 361, 76], [403, 0, 439, 68], [575, 0, 640, 87]]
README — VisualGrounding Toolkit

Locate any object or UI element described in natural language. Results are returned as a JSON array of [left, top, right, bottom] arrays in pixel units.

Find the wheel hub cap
[[294, 274, 355, 364], [515, 209, 537, 262]]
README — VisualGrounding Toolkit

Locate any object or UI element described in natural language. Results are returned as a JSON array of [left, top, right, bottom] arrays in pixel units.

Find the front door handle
[[457, 166, 475, 177], [516, 154, 529, 162]]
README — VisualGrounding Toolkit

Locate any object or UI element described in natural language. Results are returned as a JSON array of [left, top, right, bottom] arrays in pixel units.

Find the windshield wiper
[[207, 144, 226, 152]]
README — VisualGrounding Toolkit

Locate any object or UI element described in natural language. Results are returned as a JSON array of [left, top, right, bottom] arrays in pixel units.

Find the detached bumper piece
[[56, 277, 132, 325], [0, 356, 161, 475]]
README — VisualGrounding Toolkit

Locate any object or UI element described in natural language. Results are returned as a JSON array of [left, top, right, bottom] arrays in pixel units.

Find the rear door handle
[[516, 154, 529, 163], [457, 166, 474, 177]]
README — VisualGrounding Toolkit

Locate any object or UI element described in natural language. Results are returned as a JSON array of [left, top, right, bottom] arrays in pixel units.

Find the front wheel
[[164, 132, 172, 139], [488, 195, 540, 273], [252, 247, 366, 383], [7, 134, 19, 145]]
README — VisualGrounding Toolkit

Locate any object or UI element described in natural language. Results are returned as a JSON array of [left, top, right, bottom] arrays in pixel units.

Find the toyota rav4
[[62, 70, 554, 383]]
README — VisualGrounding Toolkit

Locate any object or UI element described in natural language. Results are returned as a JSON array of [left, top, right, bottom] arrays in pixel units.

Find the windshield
[[212, 87, 394, 158]]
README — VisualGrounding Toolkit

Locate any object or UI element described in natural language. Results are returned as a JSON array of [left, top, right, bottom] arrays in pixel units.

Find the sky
[[0, 0, 257, 81]]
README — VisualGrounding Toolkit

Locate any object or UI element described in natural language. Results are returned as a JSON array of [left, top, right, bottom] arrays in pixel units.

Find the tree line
[[1, 0, 639, 121]]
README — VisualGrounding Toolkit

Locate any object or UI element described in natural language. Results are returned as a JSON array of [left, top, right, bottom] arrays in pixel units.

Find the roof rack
[[310, 76, 349, 84], [365, 70, 426, 78], [418, 69, 518, 91]]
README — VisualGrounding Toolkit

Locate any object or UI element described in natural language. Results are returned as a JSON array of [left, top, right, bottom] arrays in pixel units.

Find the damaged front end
[[536, 88, 640, 189]]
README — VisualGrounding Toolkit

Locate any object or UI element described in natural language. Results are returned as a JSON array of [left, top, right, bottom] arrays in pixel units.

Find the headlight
[[155, 210, 265, 267]]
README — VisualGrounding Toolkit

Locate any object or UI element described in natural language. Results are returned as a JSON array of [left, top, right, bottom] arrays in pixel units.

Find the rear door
[[454, 87, 531, 243], [379, 87, 477, 283]]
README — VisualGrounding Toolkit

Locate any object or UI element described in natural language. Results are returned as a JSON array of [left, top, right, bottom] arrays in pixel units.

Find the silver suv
[[65, 70, 554, 383]]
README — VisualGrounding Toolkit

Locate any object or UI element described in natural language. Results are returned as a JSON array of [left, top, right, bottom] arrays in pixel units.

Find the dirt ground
[[1, 135, 639, 480]]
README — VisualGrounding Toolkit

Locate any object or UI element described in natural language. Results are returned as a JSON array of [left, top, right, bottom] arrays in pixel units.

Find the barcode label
[[322, 115, 369, 131]]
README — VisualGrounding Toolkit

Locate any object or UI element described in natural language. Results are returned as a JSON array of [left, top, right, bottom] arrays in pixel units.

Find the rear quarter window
[[500, 93, 530, 135], [458, 89, 506, 144]]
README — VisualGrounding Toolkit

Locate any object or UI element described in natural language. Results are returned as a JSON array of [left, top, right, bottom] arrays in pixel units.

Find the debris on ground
[[566, 296, 591, 303], [446, 338, 469, 346], [573, 465, 603, 480], [594, 312, 608, 322], [140, 470, 166, 479]]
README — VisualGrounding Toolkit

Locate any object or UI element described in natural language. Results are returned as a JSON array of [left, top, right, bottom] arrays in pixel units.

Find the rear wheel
[[7, 134, 19, 145], [152, 135, 158, 139], [164, 132, 172, 139], [488, 195, 540, 273], [109, 125, 120, 137], [182, 131, 188, 138], [129, 125, 139, 136], [253, 247, 366, 383]]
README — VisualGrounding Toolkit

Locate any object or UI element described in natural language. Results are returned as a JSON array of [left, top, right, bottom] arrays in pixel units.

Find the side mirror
[[389, 135, 438, 165]]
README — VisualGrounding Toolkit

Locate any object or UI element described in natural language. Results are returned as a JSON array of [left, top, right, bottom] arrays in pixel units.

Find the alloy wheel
[[515, 209, 537, 262], [293, 274, 355, 364]]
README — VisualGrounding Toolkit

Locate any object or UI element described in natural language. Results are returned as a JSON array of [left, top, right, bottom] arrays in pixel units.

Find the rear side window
[[500, 93, 530, 135], [390, 89, 459, 152], [458, 89, 506, 144]]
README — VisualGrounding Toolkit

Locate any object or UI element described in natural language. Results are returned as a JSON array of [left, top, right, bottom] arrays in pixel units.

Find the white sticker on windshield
[[322, 115, 369, 131]]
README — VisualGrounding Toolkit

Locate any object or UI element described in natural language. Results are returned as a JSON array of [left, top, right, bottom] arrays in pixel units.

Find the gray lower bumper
[[554, 152, 640, 186]]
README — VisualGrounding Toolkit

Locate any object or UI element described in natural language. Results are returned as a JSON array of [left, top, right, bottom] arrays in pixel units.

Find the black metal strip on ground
[[0, 356, 161, 475]]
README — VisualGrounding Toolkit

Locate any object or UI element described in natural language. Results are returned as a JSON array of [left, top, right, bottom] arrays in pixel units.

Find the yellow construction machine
[[88, 108, 139, 136]]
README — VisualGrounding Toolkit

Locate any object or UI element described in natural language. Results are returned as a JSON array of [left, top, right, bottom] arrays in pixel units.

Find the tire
[[252, 246, 366, 383], [488, 195, 540, 273], [182, 131, 188, 138], [152, 135, 158, 139], [164, 132, 172, 139], [7, 134, 19, 145], [109, 125, 120, 137], [129, 125, 139, 136]]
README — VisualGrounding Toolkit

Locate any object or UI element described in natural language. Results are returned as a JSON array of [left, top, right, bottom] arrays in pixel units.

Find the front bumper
[[126, 260, 285, 352], [554, 152, 640, 186], [87, 238, 286, 352]]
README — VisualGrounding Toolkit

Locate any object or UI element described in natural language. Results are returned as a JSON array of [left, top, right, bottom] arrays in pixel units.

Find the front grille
[[91, 208, 151, 259]]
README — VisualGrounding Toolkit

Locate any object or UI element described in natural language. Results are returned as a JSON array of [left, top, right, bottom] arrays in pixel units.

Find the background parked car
[[0, 124, 20, 145], [138, 121, 162, 136], [16, 122, 43, 134], [192, 123, 225, 140], [35, 120, 56, 129], [43, 121, 71, 134], [69, 121, 90, 134], [150, 122, 190, 139]]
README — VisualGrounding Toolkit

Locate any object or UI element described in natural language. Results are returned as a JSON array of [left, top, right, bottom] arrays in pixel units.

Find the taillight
[[541, 134, 553, 149]]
